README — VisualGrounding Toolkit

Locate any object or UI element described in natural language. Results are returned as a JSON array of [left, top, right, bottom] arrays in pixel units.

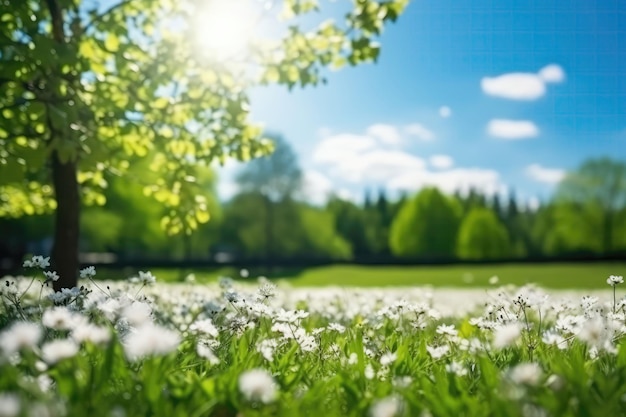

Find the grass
[[95, 262, 626, 289]]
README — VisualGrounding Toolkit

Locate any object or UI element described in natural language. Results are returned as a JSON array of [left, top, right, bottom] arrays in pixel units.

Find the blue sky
[[217, 0, 626, 207]]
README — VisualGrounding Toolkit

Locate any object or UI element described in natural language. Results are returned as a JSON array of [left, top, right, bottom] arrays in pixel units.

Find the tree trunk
[[51, 152, 80, 291]]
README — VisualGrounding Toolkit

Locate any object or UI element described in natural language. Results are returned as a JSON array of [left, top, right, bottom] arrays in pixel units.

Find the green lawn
[[96, 262, 626, 289]]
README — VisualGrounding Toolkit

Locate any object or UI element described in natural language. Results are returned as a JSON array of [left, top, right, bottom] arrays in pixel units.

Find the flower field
[[1, 257, 626, 417]]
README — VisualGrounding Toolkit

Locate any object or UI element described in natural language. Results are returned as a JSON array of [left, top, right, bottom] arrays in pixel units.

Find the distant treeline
[[1, 136, 625, 270]]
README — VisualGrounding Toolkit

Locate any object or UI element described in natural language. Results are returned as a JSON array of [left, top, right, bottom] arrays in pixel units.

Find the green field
[[97, 262, 626, 289]]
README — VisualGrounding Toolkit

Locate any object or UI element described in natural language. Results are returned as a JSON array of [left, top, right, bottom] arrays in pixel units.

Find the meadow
[[98, 262, 626, 289], [1, 256, 625, 416]]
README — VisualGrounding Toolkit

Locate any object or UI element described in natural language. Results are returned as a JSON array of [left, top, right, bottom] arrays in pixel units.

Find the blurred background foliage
[[2, 132, 625, 271]]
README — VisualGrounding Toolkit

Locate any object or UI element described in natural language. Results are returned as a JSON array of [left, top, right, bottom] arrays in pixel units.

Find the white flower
[[492, 323, 522, 349], [328, 322, 346, 333], [607, 275, 624, 286], [23, 255, 50, 269], [489, 275, 499, 285], [542, 331, 567, 349], [79, 266, 96, 279], [138, 271, 156, 285], [369, 395, 404, 417], [256, 339, 278, 362], [42, 306, 82, 330], [124, 323, 180, 360], [380, 352, 397, 366], [445, 361, 468, 376], [122, 302, 152, 326], [257, 283, 276, 300], [190, 319, 219, 338], [0, 393, 20, 417], [238, 368, 277, 404], [41, 339, 79, 364], [71, 324, 111, 345], [0, 322, 42, 355], [240, 269, 250, 278], [426, 344, 449, 360], [43, 271, 60, 282], [436, 324, 457, 337], [509, 363, 542, 386]]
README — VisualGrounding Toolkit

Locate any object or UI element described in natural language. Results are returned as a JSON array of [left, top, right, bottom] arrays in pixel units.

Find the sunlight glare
[[193, 0, 259, 61]]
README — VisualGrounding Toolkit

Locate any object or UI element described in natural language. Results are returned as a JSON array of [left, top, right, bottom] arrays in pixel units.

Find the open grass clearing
[[93, 262, 626, 289]]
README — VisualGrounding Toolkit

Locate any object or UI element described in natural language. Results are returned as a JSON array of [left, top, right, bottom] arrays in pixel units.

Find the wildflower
[[79, 266, 96, 279], [607, 275, 624, 286], [41, 339, 79, 364], [542, 331, 567, 349], [380, 351, 397, 366], [240, 269, 250, 278], [122, 302, 152, 326], [257, 339, 279, 362], [436, 324, 457, 337], [23, 255, 50, 269], [445, 361, 468, 376], [492, 323, 522, 349], [43, 271, 60, 282], [426, 344, 449, 360], [257, 283, 276, 300], [369, 395, 404, 417], [0, 393, 20, 417], [509, 363, 542, 386], [190, 319, 219, 338], [71, 324, 111, 345], [138, 271, 156, 285], [274, 309, 309, 323], [124, 323, 180, 360], [238, 368, 277, 404], [489, 275, 499, 285], [328, 322, 346, 333], [0, 322, 42, 355], [42, 306, 82, 330]]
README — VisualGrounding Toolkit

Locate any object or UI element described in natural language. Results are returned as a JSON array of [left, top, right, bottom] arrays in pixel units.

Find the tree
[[555, 157, 626, 254], [456, 208, 510, 260], [327, 196, 377, 257], [236, 134, 301, 263], [389, 188, 462, 259], [0, 0, 409, 289]]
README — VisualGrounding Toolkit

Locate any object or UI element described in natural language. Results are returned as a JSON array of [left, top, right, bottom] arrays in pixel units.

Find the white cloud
[[404, 123, 436, 141], [439, 106, 452, 118], [525, 164, 566, 184], [312, 133, 377, 164], [429, 154, 454, 170], [311, 130, 505, 198], [329, 149, 426, 183], [388, 168, 506, 197], [366, 123, 402, 146], [538, 64, 565, 83], [300, 170, 334, 205], [487, 119, 539, 140], [481, 64, 565, 100]]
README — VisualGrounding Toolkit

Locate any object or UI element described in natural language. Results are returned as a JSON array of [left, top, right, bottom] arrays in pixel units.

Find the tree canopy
[[456, 207, 510, 260], [389, 187, 462, 259]]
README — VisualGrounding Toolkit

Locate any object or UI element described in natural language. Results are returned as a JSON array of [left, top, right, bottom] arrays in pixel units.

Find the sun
[[192, 0, 260, 62]]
